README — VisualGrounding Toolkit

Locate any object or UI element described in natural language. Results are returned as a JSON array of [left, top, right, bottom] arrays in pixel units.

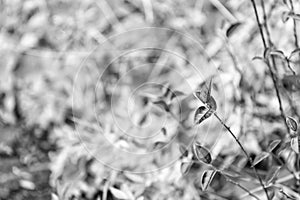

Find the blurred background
[[1, 0, 300, 199]]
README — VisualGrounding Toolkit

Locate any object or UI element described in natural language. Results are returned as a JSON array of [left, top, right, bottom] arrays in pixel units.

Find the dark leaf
[[194, 106, 207, 123], [265, 166, 281, 186], [200, 170, 216, 191], [207, 96, 217, 111], [194, 78, 213, 104], [286, 116, 298, 132], [226, 22, 242, 37], [252, 152, 269, 167], [252, 56, 264, 61], [181, 162, 192, 175], [290, 136, 299, 154], [268, 140, 281, 152], [193, 142, 212, 164], [179, 144, 189, 157]]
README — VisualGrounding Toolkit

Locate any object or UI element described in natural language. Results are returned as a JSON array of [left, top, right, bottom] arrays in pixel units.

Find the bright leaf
[[268, 140, 281, 152], [109, 187, 129, 200], [265, 166, 281, 186], [290, 137, 299, 154], [181, 162, 192, 176]]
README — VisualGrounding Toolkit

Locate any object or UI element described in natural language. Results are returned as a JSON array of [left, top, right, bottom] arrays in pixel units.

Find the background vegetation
[[1, 0, 300, 199]]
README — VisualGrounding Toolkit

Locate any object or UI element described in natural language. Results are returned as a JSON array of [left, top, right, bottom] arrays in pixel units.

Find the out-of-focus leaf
[[109, 187, 129, 200], [181, 162, 192, 175], [194, 106, 207, 123], [193, 142, 212, 164], [153, 141, 167, 150], [282, 75, 300, 91], [194, 78, 213, 104], [290, 137, 299, 154], [289, 48, 300, 59], [200, 170, 216, 191], [286, 116, 298, 132], [170, 90, 185, 101], [226, 22, 241, 37], [268, 140, 281, 152], [179, 144, 189, 157], [152, 100, 170, 112], [265, 166, 281, 186], [161, 127, 167, 136], [252, 152, 269, 167]]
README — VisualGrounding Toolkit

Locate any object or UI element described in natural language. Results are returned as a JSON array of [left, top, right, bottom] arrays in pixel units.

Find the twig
[[214, 112, 271, 200], [289, 0, 299, 49], [250, 0, 289, 132]]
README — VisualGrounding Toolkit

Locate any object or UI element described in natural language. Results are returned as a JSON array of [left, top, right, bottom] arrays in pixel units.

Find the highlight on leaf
[[200, 170, 216, 191], [180, 161, 192, 176], [286, 116, 298, 132], [192, 142, 212, 164], [290, 136, 299, 154], [252, 152, 269, 167], [265, 166, 281, 186]]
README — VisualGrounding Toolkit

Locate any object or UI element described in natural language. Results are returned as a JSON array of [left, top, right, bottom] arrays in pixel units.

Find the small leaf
[[207, 96, 217, 111], [286, 116, 298, 132], [153, 141, 167, 150], [291, 136, 299, 154], [194, 106, 207, 123], [252, 152, 269, 167], [193, 142, 212, 164], [226, 22, 241, 37], [196, 108, 214, 125], [282, 11, 290, 22], [265, 166, 281, 186], [161, 127, 167, 136], [268, 140, 281, 152], [152, 100, 170, 112], [179, 144, 189, 157], [109, 187, 129, 200], [200, 170, 216, 191], [282, 75, 300, 91], [252, 56, 264, 61], [181, 162, 192, 175]]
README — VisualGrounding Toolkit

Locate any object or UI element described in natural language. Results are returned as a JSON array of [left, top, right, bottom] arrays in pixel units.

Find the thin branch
[[214, 112, 271, 200], [289, 0, 299, 49]]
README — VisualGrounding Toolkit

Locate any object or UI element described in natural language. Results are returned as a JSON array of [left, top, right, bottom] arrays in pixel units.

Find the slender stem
[[260, 0, 272, 47], [289, 0, 299, 49], [250, 0, 289, 132], [214, 112, 270, 200]]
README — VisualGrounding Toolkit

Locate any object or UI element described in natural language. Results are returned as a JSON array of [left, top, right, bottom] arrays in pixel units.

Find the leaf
[[152, 100, 170, 112], [252, 56, 264, 61], [282, 11, 290, 22], [193, 142, 212, 164], [207, 96, 217, 111], [181, 162, 192, 175], [179, 144, 189, 157], [291, 137, 299, 154], [194, 106, 207, 123], [268, 139, 281, 152], [109, 187, 129, 200], [286, 116, 298, 132], [226, 22, 241, 37], [282, 75, 300, 91], [196, 108, 214, 125], [194, 78, 213, 104], [265, 166, 281, 186], [200, 170, 216, 191], [252, 152, 269, 167]]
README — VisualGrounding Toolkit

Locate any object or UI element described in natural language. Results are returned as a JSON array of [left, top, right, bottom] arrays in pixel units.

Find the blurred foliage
[[1, 0, 300, 200]]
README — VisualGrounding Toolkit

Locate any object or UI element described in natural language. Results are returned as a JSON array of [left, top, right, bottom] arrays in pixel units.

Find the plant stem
[[250, 0, 289, 132], [289, 0, 299, 49], [214, 112, 271, 200]]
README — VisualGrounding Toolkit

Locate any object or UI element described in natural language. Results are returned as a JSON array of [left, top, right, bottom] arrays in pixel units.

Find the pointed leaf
[[207, 96, 217, 111], [265, 166, 281, 186], [286, 116, 298, 132], [193, 142, 212, 164], [268, 140, 281, 152], [109, 187, 129, 200], [200, 170, 216, 191], [194, 106, 207, 123], [226, 22, 242, 37], [291, 137, 299, 154], [181, 162, 192, 175], [252, 152, 269, 167], [196, 108, 214, 125]]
